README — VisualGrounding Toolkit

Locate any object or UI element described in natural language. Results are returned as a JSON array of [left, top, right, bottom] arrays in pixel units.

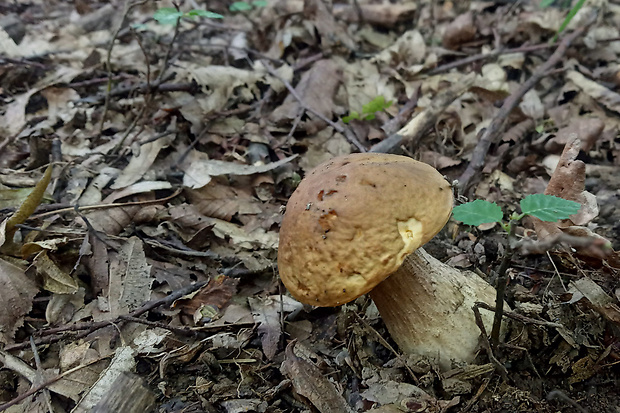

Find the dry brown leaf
[[173, 275, 239, 323], [545, 118, 604, 153], [34, 250, 79, 294], [111, 134, 171, 189], [303, 0, 356, 50], [107, 237, 152, 318], [442, 12, 477, 50], [567, 70, 620, 114], [270, 59, 342, 134], [248, 296, 302, 360], [535, 138, 620, 266], [282, 341, 355, 413], [185, 180, 263, 221], [0, 258, 39, 343]]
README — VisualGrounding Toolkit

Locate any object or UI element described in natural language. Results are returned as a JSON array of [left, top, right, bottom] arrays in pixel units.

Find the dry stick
[[0, 357, 107, 412], [98, 0, 139, 133], [426, 42, 553, 76], [472, 304, 508, 381], [457, 25, 589, 193], [4, 280, 210, 352], [369, 73, 475, 154], [30, 188, 181, 220], [261, 62, 367, 153], [475, 302, 563, 329]]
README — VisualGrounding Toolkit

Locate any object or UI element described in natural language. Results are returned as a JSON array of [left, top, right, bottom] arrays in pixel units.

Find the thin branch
[[0, 357, 107, 412], [457, 24, 590, 193], [4, 279, 210, 352]]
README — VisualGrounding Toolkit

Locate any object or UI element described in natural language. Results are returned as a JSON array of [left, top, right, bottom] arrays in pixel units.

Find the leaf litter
[[1, 0, 620, 412]]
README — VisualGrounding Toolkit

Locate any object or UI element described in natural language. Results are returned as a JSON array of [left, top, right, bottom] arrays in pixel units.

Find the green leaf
[[520, 194, 581, 222], [153, 8, 183, 25], [230, 1, 252, 11], [362, 96, 393, 115], [186, 9, 224, 19], [453, 200, 504, 226], [342, 111, 360, 124], [540, 0, 555, 7], [253, 0, 268, 7]]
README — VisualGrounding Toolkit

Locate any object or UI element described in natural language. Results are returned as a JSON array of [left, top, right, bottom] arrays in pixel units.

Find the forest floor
[[0, 0, 619, 412]]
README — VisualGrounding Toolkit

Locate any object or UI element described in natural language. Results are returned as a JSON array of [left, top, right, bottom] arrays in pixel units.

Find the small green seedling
[[453, 193, 581, 349], [153, 8, 223, 25], [229, 1, 268, 11], [453, 193, 581, 229], [343, 96, 393, 123]]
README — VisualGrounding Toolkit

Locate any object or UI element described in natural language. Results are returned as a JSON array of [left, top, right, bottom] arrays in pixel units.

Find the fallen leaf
[[281, 341, 354, 413], [0, 258, 39, 343]]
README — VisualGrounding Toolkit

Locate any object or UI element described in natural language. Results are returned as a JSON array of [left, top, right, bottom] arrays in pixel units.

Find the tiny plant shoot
[[343, 96, 393, 123], [453, 193, 581, 229], [153, 8, 223, 25], [453, 193, 581, 350]]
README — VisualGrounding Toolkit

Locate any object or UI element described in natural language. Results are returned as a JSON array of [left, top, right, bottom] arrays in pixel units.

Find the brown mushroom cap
[[278, 153, 454, 306]]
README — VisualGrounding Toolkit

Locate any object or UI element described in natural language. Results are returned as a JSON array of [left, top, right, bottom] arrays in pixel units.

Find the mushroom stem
[[368, 248, 501, 369]]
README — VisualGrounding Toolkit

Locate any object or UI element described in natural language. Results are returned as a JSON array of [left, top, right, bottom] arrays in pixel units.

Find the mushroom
[[278, 153, 501, 369]]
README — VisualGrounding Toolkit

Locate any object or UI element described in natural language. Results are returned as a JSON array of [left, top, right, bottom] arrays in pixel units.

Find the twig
[[427, 43, 552, 76], [261, 61, 367, 153], [98, 0, 143, 133], [475, 302, 563, 329], [4, 279, 210, 352], [0, 357, 107, 412], [457, 25, 589, 193], [369, 73, 475, 153], [156, 1, 182, 85], [547, 389, 588, 413], [472, 304, 508, 381], [516, 232, 601, 255], [31, 188, 181, 220]]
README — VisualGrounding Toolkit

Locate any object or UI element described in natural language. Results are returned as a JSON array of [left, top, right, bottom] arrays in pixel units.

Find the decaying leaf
[[173, 275, 239, 324], [249, 296, 303, 360], [0, 258, 39, 343], [281, 341, 354, 413], [270, 59, 342, 134], [3, 163, 53, 246], [34, 250, 79, 294], [107, 237, 153, 318]]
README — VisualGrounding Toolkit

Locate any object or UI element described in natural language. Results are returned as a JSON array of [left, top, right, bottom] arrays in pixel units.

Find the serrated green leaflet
[[520, 194, 580, 222], [453, 199, 503, 226]]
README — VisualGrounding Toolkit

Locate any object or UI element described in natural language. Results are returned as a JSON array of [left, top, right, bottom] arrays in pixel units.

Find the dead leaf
[[281, 341, 354, 413], [107, 237, 153, 318], [270, 59, 342, 134], [34, 250, 79, 294], [442, 12, 477, 50], [0, 258, 38, 343], [249, 296, 302, 360]]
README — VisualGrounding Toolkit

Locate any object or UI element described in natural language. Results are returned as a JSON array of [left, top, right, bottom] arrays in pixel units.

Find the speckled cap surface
[[278, 153, 454, 306]]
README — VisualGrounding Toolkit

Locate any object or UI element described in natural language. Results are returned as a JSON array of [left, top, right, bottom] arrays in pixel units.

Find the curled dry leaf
[[535, 138, 620, 266]]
